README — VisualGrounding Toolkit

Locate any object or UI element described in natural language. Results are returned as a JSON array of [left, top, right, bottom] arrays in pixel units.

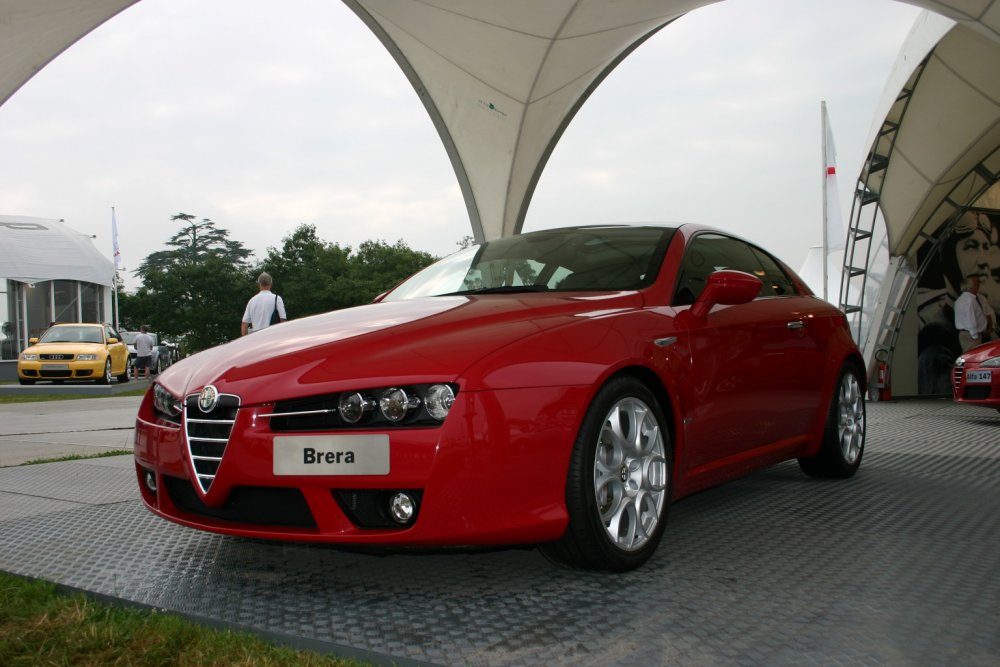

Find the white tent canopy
[[2, 0, 998, 245], [0, 215, 114, 286]]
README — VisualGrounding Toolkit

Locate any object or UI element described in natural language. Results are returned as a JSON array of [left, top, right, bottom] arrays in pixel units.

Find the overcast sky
[[0, 0, 923, 290]]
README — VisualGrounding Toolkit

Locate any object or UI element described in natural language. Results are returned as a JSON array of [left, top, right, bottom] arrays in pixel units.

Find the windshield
[[383, 226, 676, 301], [121, 332, 137, 344], [39, 326, 104, 344]]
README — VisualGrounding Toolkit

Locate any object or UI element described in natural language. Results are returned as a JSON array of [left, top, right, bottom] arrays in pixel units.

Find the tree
[[124, 214, 253, 352], [256, 224, 352, 318], [337, 240, 437, 305]]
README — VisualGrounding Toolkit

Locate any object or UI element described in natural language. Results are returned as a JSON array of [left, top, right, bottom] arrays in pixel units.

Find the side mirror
[[689, 270, 762, 319], [29, 337, 39, 344], [107, 337, 119, 344]]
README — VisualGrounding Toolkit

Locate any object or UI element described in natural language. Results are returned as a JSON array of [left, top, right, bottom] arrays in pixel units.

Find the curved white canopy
[[1, 0, 998, 247], [0, 215, 114, 286], [862, 11, 1000, 262]]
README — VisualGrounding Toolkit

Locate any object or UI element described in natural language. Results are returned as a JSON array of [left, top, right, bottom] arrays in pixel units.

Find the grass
[[0, 386, 148, 403], [1, 389, 372, 665], [18, 450, 134, 466], [0, 572, 369, 666]]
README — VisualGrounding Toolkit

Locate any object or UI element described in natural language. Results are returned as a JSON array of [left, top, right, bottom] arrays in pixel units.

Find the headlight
[[379, 387, 420, 422], [424, 384, 456, 420], [21, 353, 38, 361], [338, 392, 375, 424], [153, 384, 183, 418], [77, 354, 98, 361], [982, 356, 1000, 368]]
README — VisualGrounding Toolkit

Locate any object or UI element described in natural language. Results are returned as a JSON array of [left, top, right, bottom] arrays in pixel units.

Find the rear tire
[[540, 376, 671, 571], [798, 363, 866, 478]]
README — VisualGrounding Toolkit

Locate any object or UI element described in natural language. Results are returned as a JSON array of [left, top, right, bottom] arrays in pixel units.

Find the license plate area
[[42, 364, 69, 370], [273, 435, 389, 476], [966, 369, 992, 384]]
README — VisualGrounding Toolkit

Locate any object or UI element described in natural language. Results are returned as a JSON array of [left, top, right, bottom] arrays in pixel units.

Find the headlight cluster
[[269, 383, 458, 432], [340, 384, 456, 424], [981, 356, 1000, 368], [153, 383, 183, 420], [20, 353, 38, 361], [77, 354, 98, 361]]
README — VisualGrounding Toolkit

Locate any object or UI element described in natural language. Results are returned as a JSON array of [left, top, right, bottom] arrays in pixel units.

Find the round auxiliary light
[[424, 384, 455, 420], [338, 392, 367, 424], [388, 492, 416, 524], [379, 387, 418, 422], [143, 470, 158, 493]]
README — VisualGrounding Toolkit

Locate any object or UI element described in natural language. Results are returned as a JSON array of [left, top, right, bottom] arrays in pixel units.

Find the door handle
[[786, 321, 805, 330]]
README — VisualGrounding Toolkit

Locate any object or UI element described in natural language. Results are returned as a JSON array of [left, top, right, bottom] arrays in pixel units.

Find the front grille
[[163, 476, 316, 527], [40, 353, 72, 361], [953, 366, 963, 392], [963, 385, 993, 400], [184, 393, 240, 493]]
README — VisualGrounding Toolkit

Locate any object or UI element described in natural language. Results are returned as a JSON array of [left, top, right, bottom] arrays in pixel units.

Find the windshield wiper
[[443, 285, 550, 296]]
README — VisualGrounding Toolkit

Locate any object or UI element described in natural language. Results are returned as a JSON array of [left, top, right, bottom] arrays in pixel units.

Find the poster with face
[[915, 210, 999, 394]]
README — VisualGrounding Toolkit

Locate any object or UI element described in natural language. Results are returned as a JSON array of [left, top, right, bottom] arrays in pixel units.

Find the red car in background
[[134, 224, 866, 571], [953, 339, 1000, 412]]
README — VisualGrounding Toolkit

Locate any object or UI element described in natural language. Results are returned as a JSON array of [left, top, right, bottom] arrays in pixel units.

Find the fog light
[[388, 492, 416, 524], [379, 387, 419, 422], [143, 470, 158, 494]]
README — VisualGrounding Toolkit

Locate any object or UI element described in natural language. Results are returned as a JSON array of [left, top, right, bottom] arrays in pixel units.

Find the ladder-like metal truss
[[838, 57, 928, 350]]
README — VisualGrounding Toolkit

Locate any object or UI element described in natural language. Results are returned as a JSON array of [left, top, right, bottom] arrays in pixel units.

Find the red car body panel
[[134, 225, 863, 548], [952, 339, 1000, 409]]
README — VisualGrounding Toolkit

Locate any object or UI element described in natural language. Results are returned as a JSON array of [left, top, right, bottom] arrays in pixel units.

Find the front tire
[[18, 377, 35, 385], [798, 363, 866, 478], [117, 357, 131, 383], [540, 376, 672, 571], [98, 359, 112, 385]]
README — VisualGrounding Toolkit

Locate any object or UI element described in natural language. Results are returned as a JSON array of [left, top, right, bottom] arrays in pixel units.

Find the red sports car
[[134, 224, 866, 571], [952, 339, 1000, 412]]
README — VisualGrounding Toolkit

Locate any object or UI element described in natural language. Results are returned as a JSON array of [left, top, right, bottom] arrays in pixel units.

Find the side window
[[105, 326, 117, 342], [673, 233, 766, 305], [750, 247, 798, 296]]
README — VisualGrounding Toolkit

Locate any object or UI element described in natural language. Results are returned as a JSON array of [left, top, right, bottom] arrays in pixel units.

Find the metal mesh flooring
[[1, 399, 998, 666]]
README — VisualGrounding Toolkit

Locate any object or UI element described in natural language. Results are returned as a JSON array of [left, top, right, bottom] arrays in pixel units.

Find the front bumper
[[133, 384, 590, 547], [18, 359, 103, 380]]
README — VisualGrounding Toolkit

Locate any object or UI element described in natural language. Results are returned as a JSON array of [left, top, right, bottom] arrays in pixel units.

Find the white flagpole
[[821, 101, 830, 302], [112, 206, 121, 329]]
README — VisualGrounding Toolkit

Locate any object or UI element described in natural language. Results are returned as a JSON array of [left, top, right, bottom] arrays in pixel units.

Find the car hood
[[23, 342, 108, 355], [962, 341, 1000, 364], [158, 292, 642, 403]]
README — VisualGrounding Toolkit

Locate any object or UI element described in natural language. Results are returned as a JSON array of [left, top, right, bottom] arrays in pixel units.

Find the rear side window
[[750, 246, 797, 296], [672, 233, 796, 305]]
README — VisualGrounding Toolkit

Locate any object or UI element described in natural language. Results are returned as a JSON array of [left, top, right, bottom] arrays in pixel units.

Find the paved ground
[[0, 392, 144, 466], [0, 396, 998, 666]]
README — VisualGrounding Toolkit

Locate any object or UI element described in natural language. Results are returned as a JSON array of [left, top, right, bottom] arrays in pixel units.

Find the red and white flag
[[823, 102, 845, 252], [111, 207, 122, 270]]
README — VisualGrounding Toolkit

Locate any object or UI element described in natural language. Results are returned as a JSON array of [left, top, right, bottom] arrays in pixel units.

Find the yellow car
[[17, 323, 131, 385]]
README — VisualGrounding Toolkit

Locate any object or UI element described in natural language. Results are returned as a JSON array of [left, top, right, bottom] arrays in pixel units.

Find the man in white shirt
[[241, 272, 287, 336], [954, 275, 990, 351], [133, 325, 157, 380]]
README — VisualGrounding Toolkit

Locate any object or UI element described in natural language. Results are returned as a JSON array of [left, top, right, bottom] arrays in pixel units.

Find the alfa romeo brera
[[134, 224, 866, 571]]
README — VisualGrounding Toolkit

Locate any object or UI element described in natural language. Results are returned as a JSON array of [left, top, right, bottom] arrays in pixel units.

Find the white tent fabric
[[0, 0, 139, 108], [864, 11, 1000, 262], [0, 0, 998, 246], [0, 215, 115, 286]]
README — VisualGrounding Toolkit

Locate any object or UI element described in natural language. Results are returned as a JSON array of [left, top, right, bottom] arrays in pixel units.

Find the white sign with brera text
[[273, 435, 390, 476]]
